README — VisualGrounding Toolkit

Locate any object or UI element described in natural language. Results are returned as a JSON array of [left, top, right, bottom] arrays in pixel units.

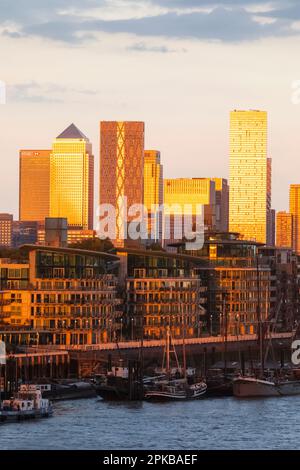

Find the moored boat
[[145, 379, 207, 401], [0, 384, 53, 423]]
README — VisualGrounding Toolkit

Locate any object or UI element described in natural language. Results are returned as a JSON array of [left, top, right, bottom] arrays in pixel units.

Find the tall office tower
[[211, 178, 229, 232], [144, 150, 163, 243], [50, 123, 94, 229], [289, 185, 300, 253], [163, 178, 216, 245], [229, 110, 271, 244], [0, 214, 13, 247], [100, 121, 145, 247], [19, 150, 51, 223], [276, 211, 293, 249]]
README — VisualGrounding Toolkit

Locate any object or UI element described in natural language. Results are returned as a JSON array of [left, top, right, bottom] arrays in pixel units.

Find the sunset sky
[[1, 0, 300, 218]]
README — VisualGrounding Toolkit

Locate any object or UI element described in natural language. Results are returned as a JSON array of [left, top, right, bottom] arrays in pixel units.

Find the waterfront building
[[276, 211, 293, 249], [117, 248, 206, 340], [144, 150, 163, 244], [100, 121, 145, 247], [163, 178, 216, 246], [170, 232, 273, 336], [19, 150, 51, 224], [290, 185, 300, 254], [211, 178, 229, 232], [0, 246, 121, 346], [50, 124, 94, 230], [0, 214, 13, 247], [229, 110, 272, 244]]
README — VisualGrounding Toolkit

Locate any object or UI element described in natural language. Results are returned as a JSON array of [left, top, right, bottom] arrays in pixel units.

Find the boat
[[93, 360, 143, 401], [145, 379, 207, 401], [233, 370, 300, 397], [0, 384, 53, 423], [144, 325, 207, 401], [35, 381, 96, 401]]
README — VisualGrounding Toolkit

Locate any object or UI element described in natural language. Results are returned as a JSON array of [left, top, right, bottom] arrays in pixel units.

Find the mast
[[223, 294, 228, 376], [256, 254, 264, 377], [166, 325, 170, 376], [181, 300, 187, 379]]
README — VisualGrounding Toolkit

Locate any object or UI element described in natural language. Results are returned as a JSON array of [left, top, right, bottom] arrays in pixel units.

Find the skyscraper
[[211, 178, 229, 232], [229, 110, 271, 244], [163, 178, 215, 245], [276, 211, 293, 249], [100, 121, 144, 247], [50, 123, 94, 229], [289, 185, 300, 253], [19, 150, 51, 223], [144, 150, 163, 243]]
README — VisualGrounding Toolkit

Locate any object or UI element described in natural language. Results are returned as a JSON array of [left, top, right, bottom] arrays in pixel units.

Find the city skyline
[[1, 2, 300, 220]]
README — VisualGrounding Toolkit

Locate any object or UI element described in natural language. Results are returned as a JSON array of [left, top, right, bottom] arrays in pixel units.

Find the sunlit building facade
[[100, 121, 145, 247], [144, 150, 163, 243], [276, 211, 293, 249], [229, 110, 271, 244], [290, 185, 300, 254], [19, 150, 51, 223], [0, 246, 121, 346], [0, 213, 13, 247], [50, 124, 94, 230], [117, 248, 205, 340], [163, 178, 215, 245]]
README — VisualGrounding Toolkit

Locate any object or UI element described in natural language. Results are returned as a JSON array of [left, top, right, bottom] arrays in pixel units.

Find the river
[[0, 396, 299, 450]]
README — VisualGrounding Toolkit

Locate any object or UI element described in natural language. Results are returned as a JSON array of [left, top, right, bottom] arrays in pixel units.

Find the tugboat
[[0, 384, 53, 423]]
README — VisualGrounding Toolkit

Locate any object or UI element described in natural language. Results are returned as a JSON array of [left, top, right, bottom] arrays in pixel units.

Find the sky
[[1, 0, 300, 218]]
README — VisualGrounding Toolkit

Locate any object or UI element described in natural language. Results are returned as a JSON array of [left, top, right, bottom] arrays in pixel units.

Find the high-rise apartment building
[[229, 110, 271, 244], [163, 178, 215, 245], [0, 214, 13, 247], [50, 124, 94, 229], [289, 185, 300, 253], [19, 150, 51, 223], [100, 121, 144, 247], [276, 212, 293, 248], [144, 150, 163, 243], [211, 178, 229, 232]]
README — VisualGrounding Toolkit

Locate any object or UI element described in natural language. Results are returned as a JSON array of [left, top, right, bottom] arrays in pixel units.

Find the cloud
[[127, 41, 186, 53], [8, 81, 97, 103], [0, 0, 299, 44]]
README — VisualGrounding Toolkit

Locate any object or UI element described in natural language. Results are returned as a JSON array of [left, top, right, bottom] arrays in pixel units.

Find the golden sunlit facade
[[229, 110, 271, 244], [0, 213, 13, 247], [144, 150, 163, 242], [289, 185, 300, 253], [163, 178, 215, 244], [50, 124, 94, 229], [19, 150, 51, 223], [276, 211, 293, 249], [100, 121, 144, 247]]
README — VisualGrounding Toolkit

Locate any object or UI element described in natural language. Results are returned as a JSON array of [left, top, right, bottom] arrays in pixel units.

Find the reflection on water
[[0, 396, 300, 450]]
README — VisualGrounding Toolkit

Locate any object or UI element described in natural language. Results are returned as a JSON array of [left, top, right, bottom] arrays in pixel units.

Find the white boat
[[0, 384, 53, 423]]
